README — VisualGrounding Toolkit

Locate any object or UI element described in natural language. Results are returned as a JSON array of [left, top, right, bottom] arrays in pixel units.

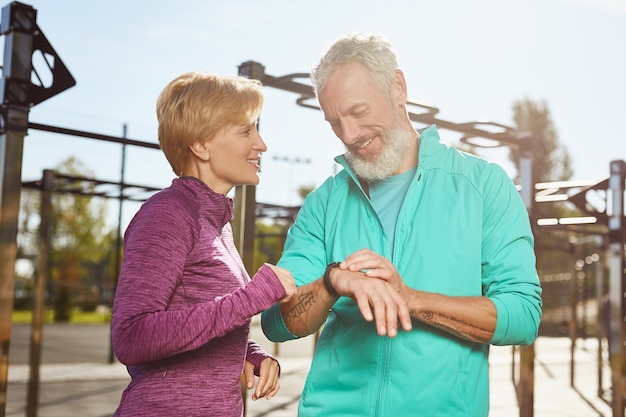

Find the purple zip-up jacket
[[111, 177, 286, 417]]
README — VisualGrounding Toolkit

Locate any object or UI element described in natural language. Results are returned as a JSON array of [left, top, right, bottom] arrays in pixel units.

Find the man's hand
[[341, 248, 407, 295], [341, 249, 497, 344], [243, 358, 280, 401], [329, 265, 412, 337]]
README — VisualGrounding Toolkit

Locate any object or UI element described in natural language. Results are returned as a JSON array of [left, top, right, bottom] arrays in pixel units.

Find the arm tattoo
[[285, 291, 315, 326], [421, 311, 491, 343]]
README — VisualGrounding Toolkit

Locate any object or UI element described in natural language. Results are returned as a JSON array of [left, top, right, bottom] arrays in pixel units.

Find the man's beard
[[344, 126, 415, 182]]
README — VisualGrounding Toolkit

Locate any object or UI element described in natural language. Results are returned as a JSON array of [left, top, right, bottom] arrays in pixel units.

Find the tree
[[296, 185, 315, 202], [251, 185, 313, 272], [509, 97, 573, 184], [253, 220, 290, 270], [509, 97, 576, 267], [17, 156, 116, 321]]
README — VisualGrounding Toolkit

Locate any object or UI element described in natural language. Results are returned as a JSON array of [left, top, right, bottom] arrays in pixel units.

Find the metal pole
[[109, 124, 127, 364], [235, 61, 264, 271], [607, 160, 625, 417], [570, 250, 579, 388], [0, 128, 25, 417], [517, 135, 535, 417], [26, 169, 53, 417], [236, 61, 266, 417], [596, 237, 605, 398], [0, 4, 37, 415]]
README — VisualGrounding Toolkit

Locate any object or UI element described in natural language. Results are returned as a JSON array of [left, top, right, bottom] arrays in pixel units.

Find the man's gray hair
[[311, 32, 399, 96]]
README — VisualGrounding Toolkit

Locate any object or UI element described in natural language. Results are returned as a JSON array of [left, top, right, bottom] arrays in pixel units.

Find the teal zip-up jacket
[[262, 125, 542, 417]]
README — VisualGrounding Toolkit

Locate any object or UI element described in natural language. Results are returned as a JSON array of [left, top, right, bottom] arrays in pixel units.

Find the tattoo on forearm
[[421, 311, 491, 343], [286, 291, 315, 323]]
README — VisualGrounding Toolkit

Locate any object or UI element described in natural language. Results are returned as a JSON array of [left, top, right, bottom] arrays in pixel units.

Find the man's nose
[[339, 119, 360, 146]]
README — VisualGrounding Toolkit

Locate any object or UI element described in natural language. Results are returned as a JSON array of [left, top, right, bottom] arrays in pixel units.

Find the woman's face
[[204, 120, 267, 194]]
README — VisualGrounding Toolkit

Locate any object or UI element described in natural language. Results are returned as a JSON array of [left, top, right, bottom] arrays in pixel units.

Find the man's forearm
[[280, 279, 337, 337], [404, 289, 497, 343]]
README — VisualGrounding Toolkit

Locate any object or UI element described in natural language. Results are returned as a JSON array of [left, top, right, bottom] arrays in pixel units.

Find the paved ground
[[4, 320, 617, 416]]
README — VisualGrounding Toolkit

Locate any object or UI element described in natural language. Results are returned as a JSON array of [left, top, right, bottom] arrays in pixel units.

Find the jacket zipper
[[339, 157, 402, 415], [373, 336, 391, 416], [218, 194, 249, 282], [372, 198, 392, 416]]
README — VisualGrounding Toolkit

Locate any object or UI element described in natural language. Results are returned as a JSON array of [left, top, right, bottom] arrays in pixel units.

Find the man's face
[[318, 62, 413, 181]]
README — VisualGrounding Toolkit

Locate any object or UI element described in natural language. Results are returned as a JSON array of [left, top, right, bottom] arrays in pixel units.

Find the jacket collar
[[173, 176, 234, 229]]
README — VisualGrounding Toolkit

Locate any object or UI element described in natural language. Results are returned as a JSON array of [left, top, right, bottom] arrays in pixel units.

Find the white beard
[[344, 126, 416, 182]]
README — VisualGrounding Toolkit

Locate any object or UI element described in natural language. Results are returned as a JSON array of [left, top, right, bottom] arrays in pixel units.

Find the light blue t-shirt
[[369, 166, 417, 253]]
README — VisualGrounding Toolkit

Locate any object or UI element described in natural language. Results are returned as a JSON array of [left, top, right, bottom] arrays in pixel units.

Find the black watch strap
[[323, 262, 341, 297]]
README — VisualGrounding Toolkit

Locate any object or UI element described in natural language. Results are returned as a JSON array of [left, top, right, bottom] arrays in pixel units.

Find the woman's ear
[[189, 138, 210, 161]]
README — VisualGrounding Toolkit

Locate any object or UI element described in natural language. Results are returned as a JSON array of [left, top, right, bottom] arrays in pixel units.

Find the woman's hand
[[243, 357, 281, 400], [265, 264, 297, 303]]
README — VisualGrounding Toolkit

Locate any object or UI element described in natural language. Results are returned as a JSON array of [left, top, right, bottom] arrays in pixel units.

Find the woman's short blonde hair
[[156, 71, 264, 176]]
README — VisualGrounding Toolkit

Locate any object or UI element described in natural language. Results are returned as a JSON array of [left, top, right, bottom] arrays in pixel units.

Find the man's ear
[[189, 138, 210, 161], [392, 69, 408, 107]]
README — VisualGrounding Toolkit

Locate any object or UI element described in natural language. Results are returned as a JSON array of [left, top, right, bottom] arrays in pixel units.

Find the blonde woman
[[112, 72, 295, 417]]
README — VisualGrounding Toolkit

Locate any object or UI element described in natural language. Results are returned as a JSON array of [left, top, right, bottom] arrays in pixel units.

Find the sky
[[9, 0, 626, 230]]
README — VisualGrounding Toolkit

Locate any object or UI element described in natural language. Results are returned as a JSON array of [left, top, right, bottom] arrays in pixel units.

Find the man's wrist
[[323, 262, 341, 297]]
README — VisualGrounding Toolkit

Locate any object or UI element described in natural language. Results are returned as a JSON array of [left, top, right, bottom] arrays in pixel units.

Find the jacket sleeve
[[261, 181, 333, 343], [261, 303, 299, 342], [246, 340, 280, 376], [480, 164, 543, 346], [260, 205, 321, 342], [111, 196, 286, 365]]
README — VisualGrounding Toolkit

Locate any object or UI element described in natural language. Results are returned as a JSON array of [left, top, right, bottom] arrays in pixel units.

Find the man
[[261, 32, 542, 417]]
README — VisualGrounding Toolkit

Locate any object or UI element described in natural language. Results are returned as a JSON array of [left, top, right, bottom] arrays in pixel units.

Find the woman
[[111, 71, 296, 417]]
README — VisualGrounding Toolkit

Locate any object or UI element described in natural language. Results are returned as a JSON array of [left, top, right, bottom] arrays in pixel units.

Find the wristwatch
[[323, 262, 341, 297]]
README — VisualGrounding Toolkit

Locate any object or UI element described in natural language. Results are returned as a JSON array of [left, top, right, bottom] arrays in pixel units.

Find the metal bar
[[0, 129, 25, 417], [607, 160, 625, 417], [570, 251, 578, 388], [0, 3, 37, 414], [596, 238, 605, 398], [21, 175, 160, 203], [517, 135, 535, 417], [109, 125, 127, 364], [236, 61, 265, 416], [252, 64, 524, 147], [28, 122, 160, 150], [26, 169, 53, 417]]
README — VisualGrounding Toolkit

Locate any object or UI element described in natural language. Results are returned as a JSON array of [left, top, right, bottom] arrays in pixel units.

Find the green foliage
[[253, 219, 290, 271], [17, 156, 119, 320], [252, 185, 310, 271], [296, 185, 315, 202]]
